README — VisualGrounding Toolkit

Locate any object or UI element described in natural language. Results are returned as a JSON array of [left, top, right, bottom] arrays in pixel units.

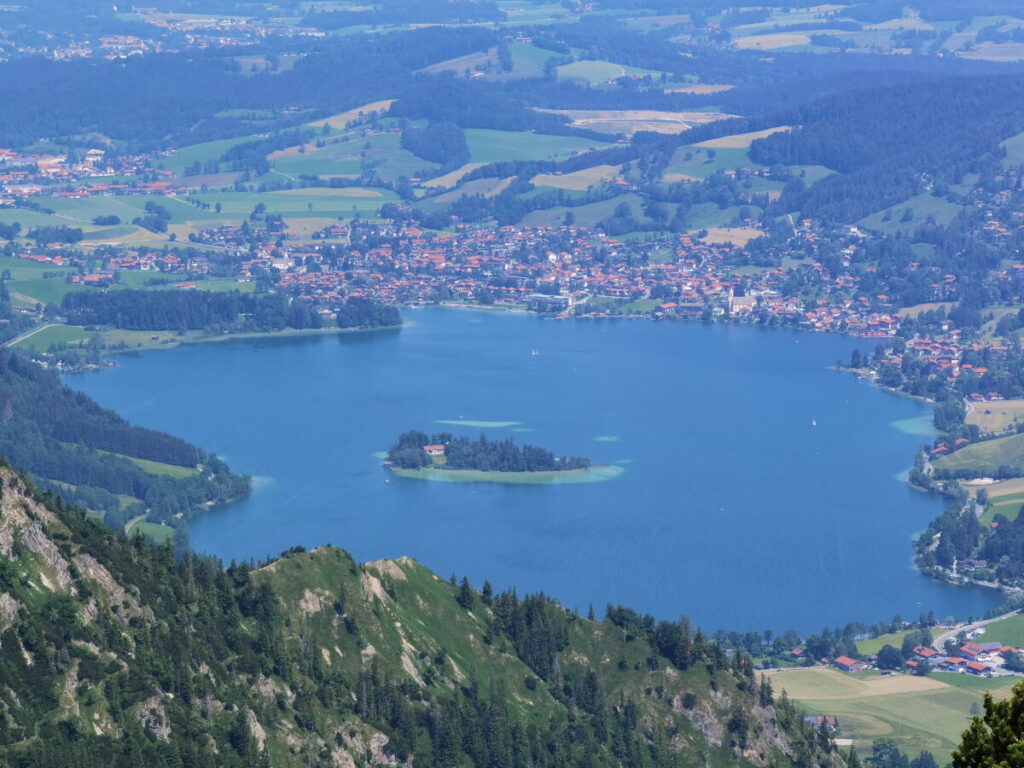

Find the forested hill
[[0, 350, 249, 534], [749, 74, 1024, 222], [0, 464, 843, 768]]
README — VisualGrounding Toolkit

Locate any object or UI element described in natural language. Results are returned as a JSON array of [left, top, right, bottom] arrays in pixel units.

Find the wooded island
[[387, 430, 591, 473]]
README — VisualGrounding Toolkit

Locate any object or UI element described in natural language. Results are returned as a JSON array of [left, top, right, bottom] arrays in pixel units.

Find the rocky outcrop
[[72, 553, 150, 622], [134, 693, 171, 741], [0, 592, 21, 624]]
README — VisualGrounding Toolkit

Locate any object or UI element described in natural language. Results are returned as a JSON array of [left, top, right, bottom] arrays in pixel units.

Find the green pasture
[[933, 433, 1024, 477], [12, 278, 80, 306], [976, 614, 1024, 647], [44, 188, 397, 228], [518, 193, 648, 228], [464, 129, 611, 164], [556, 59, 663, 84], [770, 667, 1015, 764], [11, 324, 90, 352], [105, 451, 200, 479], [855, 629, 919, 656], [129, 520, 175, 545], [274, 131, 437, 181], [860, 192, 965, 235], [161, 133, 269, 174], [662, 146, 764, 180], [981, 492, 1024, 525]]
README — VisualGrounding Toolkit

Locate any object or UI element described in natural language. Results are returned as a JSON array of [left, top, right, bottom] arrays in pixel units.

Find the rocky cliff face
[[0, 465, 844, 768]]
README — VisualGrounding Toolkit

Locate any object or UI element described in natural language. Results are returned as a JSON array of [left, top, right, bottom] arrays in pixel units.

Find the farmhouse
[[803, 716, 837, 730], [965, 661, 990, 677], [833, 656, 867, 672]]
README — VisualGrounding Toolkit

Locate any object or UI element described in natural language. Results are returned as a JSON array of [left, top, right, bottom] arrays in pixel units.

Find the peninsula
[[385, 430, 615, 484]]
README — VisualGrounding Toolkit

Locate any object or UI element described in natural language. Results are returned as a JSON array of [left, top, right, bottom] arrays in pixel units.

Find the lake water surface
[[67, 308, 1001, 632]]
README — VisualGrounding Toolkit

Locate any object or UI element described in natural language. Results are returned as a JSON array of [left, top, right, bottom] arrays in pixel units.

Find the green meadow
[[860, 191, 965, 235], [464, 129, 611, 164], [662, 146, 764, 180], [975, 614, 1024, 647], [981, 492, 1024, 524], [11, 324, 91, 352], [770, 666, 1017, 764], [128, 519, 175, 544], [934, 433, 1024, 476], [556, 59, 664, 84], [101, 451, 200, 479], [854, 629, 920, 656]]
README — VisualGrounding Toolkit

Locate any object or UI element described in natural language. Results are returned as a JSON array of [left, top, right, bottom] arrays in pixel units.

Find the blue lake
[[67, 308, 1001, 633]]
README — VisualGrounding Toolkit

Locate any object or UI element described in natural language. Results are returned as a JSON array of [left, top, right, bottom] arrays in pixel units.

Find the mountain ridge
[[0, 462, 842, 767]]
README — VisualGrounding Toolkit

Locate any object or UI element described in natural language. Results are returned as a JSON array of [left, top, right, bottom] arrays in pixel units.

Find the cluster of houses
[[0, 6, 323, 63], [0, 211, 919, 338], [830, 640, 1024, 679], [0, 146, 185, 204]]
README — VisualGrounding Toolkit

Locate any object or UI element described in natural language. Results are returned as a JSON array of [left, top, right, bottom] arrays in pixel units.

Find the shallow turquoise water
[[67, 308, 1000, 632]]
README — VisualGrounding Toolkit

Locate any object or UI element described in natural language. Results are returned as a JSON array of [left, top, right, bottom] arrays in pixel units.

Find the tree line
[[388, 430, 591, 472]]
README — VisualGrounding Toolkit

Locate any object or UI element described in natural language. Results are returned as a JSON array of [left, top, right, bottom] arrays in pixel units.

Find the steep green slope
[[0, 464, 844, 768]]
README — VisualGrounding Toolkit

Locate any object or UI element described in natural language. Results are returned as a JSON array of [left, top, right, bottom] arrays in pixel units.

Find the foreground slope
[[0, 464, 840, 767]]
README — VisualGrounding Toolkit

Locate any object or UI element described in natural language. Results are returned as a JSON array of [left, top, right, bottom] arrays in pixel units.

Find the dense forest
[[0, 465, 842, 767], [61, 289, 323, 333], [388, 430, 591, 472], [0, 350, 249, 531], [750, 74, 1024, 222], [400, 121, 469, 170], [334, 297, 402, 330]]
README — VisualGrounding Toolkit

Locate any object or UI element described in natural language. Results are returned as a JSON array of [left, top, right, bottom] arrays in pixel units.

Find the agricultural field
[[44, 188, 397, 236], [161, 133, 267, 175], [302, 99, 396, 132], [665, 83, 733, 95], [967, 399, 1024, 435], [960, 42, 1024, 62], [273, 131, 437, 181], [696, 126, 791, 149], [975, 614, 1024, 647], [767, 666, 1016, 763], [518, 193, 648, 228], [661, 145, 764, 180], [555, 59, 664, 85], [463, 129, 612, 164], [128, 519, 175, 545], [426, 177, 514, 204], [933, 432, 1024, 476], [1003, 132, 1024, 170], [859, 191, 965, 235], [699, 227, 763, 246], [531, 165, 620, 191], [898, 302, 955, 319], [732, 32, 817, 50], [980, 490, 1024, 525], [11, 277, 81, 306], [540, 108, 733, 137], [104, 451, 199, 479], [497, 1, 571, 26], [10, 324, 90, 352], [687, 202, 759, 230], [421, 162, 487, 189], [854, 629, 920, 656]]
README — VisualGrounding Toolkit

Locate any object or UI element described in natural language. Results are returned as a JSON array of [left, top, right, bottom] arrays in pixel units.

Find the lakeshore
[[388, 464, 623, 484]]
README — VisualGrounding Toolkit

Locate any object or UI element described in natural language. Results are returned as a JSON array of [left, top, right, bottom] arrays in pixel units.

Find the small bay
[[67, 308, 1000, 632]]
